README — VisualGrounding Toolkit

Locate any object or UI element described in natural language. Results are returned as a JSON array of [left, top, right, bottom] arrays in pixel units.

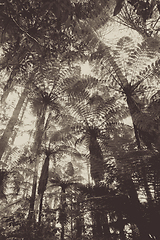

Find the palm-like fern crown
[[28, 60, 78, 117], [64, 75, 129, 183], [116, 3, 151, 37], [114, 1, 160, 39]]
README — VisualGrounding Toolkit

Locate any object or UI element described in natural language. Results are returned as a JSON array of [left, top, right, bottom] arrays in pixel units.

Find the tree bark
[[38, 153, 50, 222], [60, 188, 66, 240], [28, 105, 47, 221], [0, 86, 28, 160], [3, 98, 28, 162], [38, 193, 44, 222], [75, 201, 84, 240], [1, 69, 17, 103]]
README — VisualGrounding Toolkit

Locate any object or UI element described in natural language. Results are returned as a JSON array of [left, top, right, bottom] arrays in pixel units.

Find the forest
[[1, 0, 160, 239]]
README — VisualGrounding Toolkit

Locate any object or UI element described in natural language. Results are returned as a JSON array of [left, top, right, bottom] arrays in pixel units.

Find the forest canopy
[[1, 0, 160, 239]]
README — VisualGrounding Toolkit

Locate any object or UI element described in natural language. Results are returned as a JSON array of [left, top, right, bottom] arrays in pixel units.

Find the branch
[[152, 16, 160, 30], [11, 16, 43, 49]]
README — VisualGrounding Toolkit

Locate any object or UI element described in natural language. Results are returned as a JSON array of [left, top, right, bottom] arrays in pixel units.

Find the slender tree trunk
[[75, 201, 84, 240], [91, 209, 96, 240], [133, 124, 141, 149], [38, 153, 50, 222], [1, 69, 17, 103], [60, 186, 67, 240], [1, 85, 12, 104], [61, 225, 64, 240], [28, 105, 47, 221], [3, 98, 29, 162], [38, 193, 44, 222], [0, 87, 28, 160], [70, 191, 73, 239]]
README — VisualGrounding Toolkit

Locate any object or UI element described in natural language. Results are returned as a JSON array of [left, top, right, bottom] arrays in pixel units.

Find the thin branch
[[11, 16, 43, 48], [152, 16, 160, 30]]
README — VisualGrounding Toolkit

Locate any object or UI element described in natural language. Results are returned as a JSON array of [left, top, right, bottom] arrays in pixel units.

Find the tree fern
[[67, 87, 128, 184], [115, 3, 151, 37]]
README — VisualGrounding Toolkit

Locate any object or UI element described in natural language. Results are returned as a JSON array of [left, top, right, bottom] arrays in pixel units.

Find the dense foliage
[[1, 0, 160, 239]]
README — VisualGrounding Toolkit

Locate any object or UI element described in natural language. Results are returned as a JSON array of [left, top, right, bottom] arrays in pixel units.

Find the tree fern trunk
[[28, 105, 47, 221], [70, 192, 73, 239], [38, 193, 44, 222], [89, 130, 104, 183], [75, 200, 84, 240], [38, 153, 50, 222], [60, 187, 66, 240]]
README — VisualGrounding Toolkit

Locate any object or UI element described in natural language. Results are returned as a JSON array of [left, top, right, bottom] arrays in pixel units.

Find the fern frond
[[50, 125, 76, 147], [116, 3, 150, 38]]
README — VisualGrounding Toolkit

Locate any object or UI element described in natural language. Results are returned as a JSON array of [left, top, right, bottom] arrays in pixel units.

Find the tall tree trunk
[[61, 224, 64, 240], [70, 191, 73, 238], [75, 200, 84, 240], [38, 193, 44, 222], [0, 87, 28, 160], [60, 185, 67, 240], [91, 208, 96, 240], [28, 105, 47, 221], [89, 132, 104, 183], [38, 153, 50, 222], [3, 98, 29, 162], [1, 69, 17, 103]]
